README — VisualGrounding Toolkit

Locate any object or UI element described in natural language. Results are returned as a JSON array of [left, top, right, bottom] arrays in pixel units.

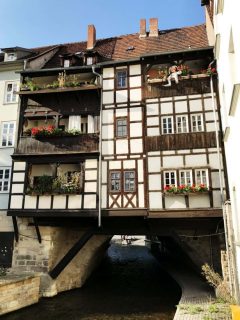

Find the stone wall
[[11, 218, 110, 297], [0, 275, 40, 315]]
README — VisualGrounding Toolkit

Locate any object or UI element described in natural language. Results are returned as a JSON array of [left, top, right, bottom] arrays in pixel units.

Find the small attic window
[[5, 52, 17, 62], [86, 57, 93, 65], [126, 46, 135, 51], [64, 59, 70, 68]]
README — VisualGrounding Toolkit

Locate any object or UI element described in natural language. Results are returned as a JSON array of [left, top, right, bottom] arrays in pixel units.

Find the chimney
[[149, 18, 159, 37], [87, 24, 96, 50], [139, 19, 147, 38]]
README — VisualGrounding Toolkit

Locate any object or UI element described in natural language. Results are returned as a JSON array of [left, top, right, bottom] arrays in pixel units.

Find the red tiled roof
[[29, 24, 210, 68]]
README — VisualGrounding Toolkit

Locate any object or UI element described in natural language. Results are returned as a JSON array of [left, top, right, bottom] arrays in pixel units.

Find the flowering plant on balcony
[[177, 64, 190, 76], [31, 125, 55, 137], [164, 184, 208, 194], [30, 126, 82, 138]]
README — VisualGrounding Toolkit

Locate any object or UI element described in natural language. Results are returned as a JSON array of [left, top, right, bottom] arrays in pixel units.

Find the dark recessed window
[[110, 172, 121, 192], [116, 118, 127, 137]]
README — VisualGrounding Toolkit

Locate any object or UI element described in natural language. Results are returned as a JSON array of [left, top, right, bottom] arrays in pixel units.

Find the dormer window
[[5, 52, 17, 62], [64, 59, 70, 68], [86, 57, 93, 65]]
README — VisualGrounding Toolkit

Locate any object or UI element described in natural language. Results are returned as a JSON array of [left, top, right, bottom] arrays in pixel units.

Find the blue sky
[[0, 0, 205, 49]]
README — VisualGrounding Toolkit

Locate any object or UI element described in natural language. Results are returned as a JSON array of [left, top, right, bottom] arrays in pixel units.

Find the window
[[1, 122, 15, 147], [179, 170, 192, 186], [116, 69, 127, 88], [110, 172, 121, 192], [162, 116, 173, 134], [64, 59, 70, 67], [5, 82, 18, 103], [176, 115, 188, 133], [116, 118, 127, 137], [124, 171, 135, 192], [86, 57, 93, 65], [109, 170, 136, 193], [5, 53, 16, 61], [195, 169, 208, 186], [164, 171, 177, 187], [0, 168, 11, 192], [191, 114, 203, 132]]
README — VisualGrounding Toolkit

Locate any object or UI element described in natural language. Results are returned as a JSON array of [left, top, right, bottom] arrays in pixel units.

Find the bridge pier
[[10, 218, 110, 297]]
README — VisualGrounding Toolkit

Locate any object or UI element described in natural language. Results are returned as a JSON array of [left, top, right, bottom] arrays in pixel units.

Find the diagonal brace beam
[[49, 228, 95, 279]]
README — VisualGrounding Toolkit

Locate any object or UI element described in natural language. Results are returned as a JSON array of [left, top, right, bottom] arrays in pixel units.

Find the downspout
[[92, 65, 102, 227], [209, 60, 234, 295]]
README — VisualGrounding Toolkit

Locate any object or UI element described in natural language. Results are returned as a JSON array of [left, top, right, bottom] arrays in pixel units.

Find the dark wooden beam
[[49, 228, 95, 279], [12, 217, 19, 242], [33, 218, 42, 243]]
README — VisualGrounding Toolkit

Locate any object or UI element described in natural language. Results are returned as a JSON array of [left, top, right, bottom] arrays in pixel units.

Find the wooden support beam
[[12, 217, 19, 242], [33, 218, 42, 243], [49, 228, 95, 279]]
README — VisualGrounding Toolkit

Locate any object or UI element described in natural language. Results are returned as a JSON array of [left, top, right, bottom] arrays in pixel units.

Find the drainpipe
[[92, 65, 103, 227], [209, 60, 234, 296]]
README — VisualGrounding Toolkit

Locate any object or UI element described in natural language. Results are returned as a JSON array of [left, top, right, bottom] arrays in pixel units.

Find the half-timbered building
[[6, 19, 227, 295]]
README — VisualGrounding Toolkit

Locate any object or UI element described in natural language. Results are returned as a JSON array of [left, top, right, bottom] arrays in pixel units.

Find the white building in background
[[0, 47, 41, 267], [202, 0, 240, 302]]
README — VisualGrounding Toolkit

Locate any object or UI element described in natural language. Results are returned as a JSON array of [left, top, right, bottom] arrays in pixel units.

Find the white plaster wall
[[102, 125, 114, 139], [116, 140, 128, 154], [103, 68, 114, 78], [116, 108, 127, 117], [103, 79, 114, 90], [148, 157, 161, 173], [165, 196, 186, 209], [129, 65, 141, 75], [149, 174, 161, 190], [53, 196, 66, 209], [137, 159, 144, 183], [68, 195, 82, 209], [102, 141, 114, 155], [188, 194, 210, 208], [39, 196, 51, 209], [138, 184, 145, 207], [130, 123, 142, 137], [130, 107, 142, 121], [161, 102, 173, 114], [149, 192, 162, 209], [103, 92, 114, 104], [129, 76, 141, 88], [175, 101, 188, 113], [85, 159, 98, 169], [185, 154, 207, 166], [162, 156, 184, 168], [102, 110, 114, 124], [13, 162, 26, 171], [146, 103, 159, 116], [129, 88, 141, 102], [10, 195, 23, 209], [11, 184, 24, 193], [109, 161, 121, 170], [147, 127, 160, 136], [189, 99, 203, 112], [130, 139, 143, 154], [116, 90, 128, 103]]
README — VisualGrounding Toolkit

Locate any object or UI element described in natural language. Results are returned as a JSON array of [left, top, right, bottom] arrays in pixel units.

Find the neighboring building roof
[[27, 23, 209, 69]]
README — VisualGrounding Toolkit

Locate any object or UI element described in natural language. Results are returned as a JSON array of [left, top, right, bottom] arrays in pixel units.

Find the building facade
[[6, 19, 227, 294], [203, 0, 240, 302]]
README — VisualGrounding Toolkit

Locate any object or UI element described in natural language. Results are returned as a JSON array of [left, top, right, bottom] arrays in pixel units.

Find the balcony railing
[[145, 75, 216, 99], [15, 134, 99, 155]]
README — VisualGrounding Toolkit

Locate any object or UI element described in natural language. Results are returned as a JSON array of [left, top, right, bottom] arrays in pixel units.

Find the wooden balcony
[[15, 134, 99, 155], [145, 131, 218, 152], [145, 75, 217, 99]]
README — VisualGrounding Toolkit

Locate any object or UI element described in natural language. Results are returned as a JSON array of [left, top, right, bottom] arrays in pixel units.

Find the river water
[[2, 238, 181, 320]]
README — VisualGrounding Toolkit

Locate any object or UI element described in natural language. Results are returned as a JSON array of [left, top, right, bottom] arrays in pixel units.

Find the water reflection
[[2, 238, 181, 320]]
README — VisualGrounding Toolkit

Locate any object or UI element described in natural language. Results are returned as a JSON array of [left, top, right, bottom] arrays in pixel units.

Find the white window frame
[[110, 171, 121, 193], [86, 57, 93, 65], [1, 122, 15, 147], [116, 69, 127, 88], [0, 167, 11, 193], [179, 170, 192, 186], [4, 81, 18, 104], [163, 171, 177, 187], [124, 171, 136, 192], [5, 52, 17, 62], [176, 115, 188, 133], [195, 169, 209, 187], [162, 116, 174, 134], [191, 114, 204, 132], [64, 59, 70, 67]]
